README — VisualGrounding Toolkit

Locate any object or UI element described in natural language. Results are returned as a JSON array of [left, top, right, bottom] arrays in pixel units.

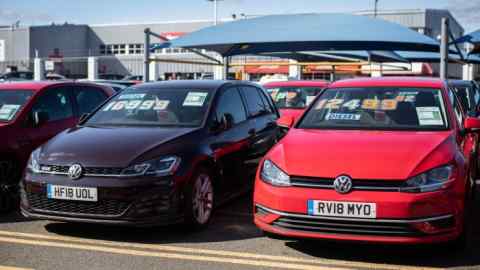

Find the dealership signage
[[45, 60, 54, 71]]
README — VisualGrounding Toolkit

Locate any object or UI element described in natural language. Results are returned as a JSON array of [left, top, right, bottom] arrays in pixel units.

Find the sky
[[1, 0, 479, 32]]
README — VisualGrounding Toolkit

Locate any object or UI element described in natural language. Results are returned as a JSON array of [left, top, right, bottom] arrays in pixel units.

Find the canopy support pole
[[440, 17, 449, 80], [330, 65, 336, 82], [223, 57, 230, 80], [144, 28, 151, 82]]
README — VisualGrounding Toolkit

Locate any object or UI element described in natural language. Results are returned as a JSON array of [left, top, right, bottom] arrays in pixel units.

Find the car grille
[[272, 216, 422, 236], [26, 192, 130, 217], [40, 165, 124, 176], [290, 176, 404, 192]]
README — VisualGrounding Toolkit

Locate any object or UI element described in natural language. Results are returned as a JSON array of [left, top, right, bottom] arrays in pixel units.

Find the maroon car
[[0, 81, 114, 212]]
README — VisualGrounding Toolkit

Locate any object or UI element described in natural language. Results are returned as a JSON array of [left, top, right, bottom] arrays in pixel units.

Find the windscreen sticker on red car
[[325, 113, 361, 121], [0, 104, 20, 120], [268, 89, 279, 99], [416, 107, 444, 126], [315, 98, 398, 111], [275, 92, 287, 100], [183, 92, 209, 106], [396, 92, 417, 102], [102, 98, 170, 111]]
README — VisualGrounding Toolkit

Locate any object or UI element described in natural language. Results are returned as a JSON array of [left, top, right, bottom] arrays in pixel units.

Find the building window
[[99, 44, 132, 55]]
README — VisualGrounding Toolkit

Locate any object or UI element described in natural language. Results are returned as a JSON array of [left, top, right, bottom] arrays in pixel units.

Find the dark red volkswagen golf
[[0, 81, 114, 212], [20, 80, 279, 228]]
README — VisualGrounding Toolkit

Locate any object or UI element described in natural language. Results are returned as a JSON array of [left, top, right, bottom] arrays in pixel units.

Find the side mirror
[[464, 117, 480, 131], [277, 115, 295, 129], [79, 113, 89, 124], [33, 111, 49, 127], [221, 113, 234, 130], [211, 113, 234, 133]]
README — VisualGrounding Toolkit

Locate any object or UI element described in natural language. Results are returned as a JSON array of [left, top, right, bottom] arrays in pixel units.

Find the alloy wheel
[[192, 173, 213, 225]]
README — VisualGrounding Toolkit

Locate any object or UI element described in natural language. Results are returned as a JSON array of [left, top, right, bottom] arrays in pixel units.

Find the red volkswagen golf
[[263, 80, 328, 122], [254, 77, 479, 246]]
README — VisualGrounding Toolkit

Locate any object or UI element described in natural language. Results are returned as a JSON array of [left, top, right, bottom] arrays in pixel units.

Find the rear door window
[[240, 86, 269, 117], [215, 87, 247, 125]]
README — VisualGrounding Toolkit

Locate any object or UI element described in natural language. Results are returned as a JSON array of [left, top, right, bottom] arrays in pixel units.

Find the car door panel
[[239, 86, 279, 159], [209, 86, 250, 198]]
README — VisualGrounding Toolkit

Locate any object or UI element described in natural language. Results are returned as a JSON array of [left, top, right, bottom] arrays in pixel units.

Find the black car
[[20, 80, 280, 228], [0, 71, 34, 81], [98, 74, 125, 80], [448, 80, 480, 116]]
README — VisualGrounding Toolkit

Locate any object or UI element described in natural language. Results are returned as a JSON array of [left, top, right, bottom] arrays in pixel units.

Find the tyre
[[0, 160, 20, 213], [184, 168, 214, 230], [0, 159, 19, 186]]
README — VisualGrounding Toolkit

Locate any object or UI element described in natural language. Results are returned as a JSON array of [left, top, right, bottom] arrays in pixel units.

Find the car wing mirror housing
[[211, 113, 234, 133], [221, 113, 234, 130], [277, 115, 295, 129], [464, 117, 480, 131], [33, 111, 49, 127]]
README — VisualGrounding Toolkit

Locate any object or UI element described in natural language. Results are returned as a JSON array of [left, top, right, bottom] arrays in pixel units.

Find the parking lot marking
[[0, 236, 354, 270], [0, 230, 443, 270], [0, 266, 34, 270]]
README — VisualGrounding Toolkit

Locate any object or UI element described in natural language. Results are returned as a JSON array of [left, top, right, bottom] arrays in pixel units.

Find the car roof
[[0, 80, 112, 92], [131, 80, 257, 91], [329, 77, 445, 89], [263, 80, 329, 88]]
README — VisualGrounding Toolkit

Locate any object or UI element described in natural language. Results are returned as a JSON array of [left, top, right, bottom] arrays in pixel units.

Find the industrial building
[[0, 9, 476, 80]]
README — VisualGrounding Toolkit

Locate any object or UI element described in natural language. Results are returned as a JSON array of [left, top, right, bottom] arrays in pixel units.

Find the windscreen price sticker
[[315, 98, 398, 111], [118, 93, 146, 100], [183, 92, 208, 106], [416, 107, 444, 126], [326, 113, 361, 121], [103, 98, 169, 111], [0, 104, 20, 120]]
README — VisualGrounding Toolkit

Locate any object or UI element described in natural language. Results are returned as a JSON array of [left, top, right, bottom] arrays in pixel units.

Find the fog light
[[411, 216, 455, 234], [254, 205, 280, 224]]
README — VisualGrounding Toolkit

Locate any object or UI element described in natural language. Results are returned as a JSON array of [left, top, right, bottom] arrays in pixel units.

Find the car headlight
[[261, 159, 290, 186], [400, 165, 455, 193], [27, 148, 41, 174], [121, 156, 181, 177]]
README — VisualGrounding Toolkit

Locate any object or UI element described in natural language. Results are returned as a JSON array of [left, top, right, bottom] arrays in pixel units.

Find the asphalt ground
[[1, 193, 480, 270]]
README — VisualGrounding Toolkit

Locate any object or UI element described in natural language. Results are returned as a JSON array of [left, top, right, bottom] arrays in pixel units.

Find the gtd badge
[[68, 164, 83, 180], [333, 175, 353, 194]]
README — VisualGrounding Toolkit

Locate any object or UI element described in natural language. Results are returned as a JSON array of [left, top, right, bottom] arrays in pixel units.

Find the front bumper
[[253, 179, 464, 244], [20, 173, 185, 227]]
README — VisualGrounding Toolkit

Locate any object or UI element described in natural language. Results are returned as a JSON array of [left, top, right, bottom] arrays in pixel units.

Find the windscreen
[[298, 87, 449, 130], [0, 90, 34, 122], [86, 88, 213, 127], [265, 86, 323, 109]]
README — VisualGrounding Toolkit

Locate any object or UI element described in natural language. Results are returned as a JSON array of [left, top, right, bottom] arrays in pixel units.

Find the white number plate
[[308, 200, 376, 218], [47, 184, 98, 202]]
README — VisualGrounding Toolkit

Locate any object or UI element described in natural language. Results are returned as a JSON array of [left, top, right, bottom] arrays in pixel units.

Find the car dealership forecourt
[[2, 8, 480, 270]]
